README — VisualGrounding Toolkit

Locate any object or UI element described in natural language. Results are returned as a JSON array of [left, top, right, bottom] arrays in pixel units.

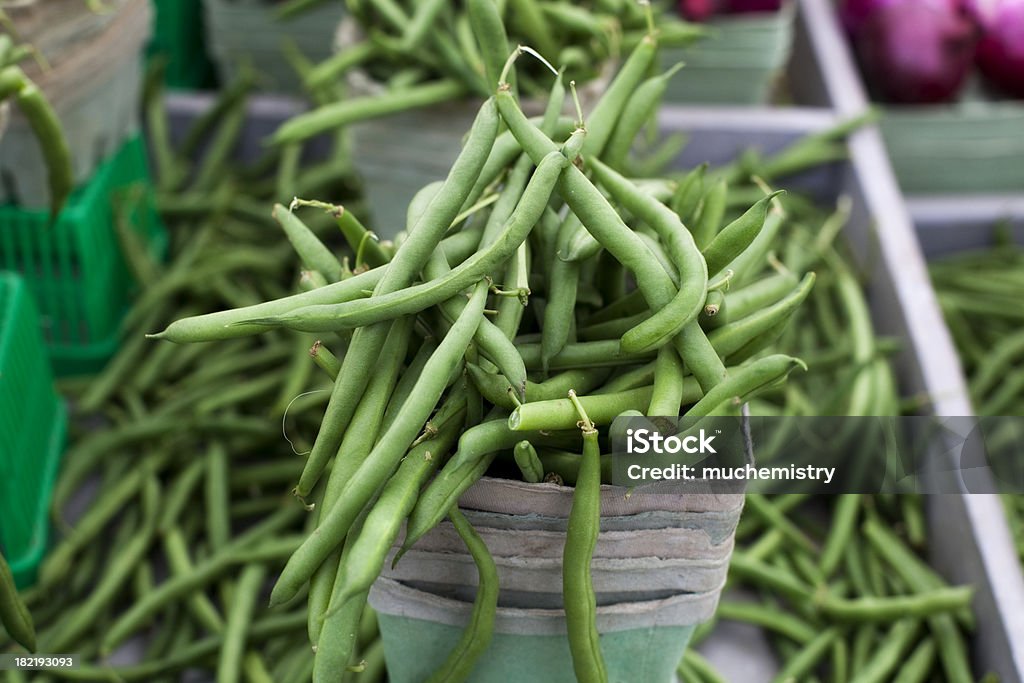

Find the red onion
[[677, 0, 719, 21], [975, 0, 1024, 97], [850, 0, 979, 103], [840, 0, 899, 35], [723, 0, 784, 13], [677, 0, 782, 20]]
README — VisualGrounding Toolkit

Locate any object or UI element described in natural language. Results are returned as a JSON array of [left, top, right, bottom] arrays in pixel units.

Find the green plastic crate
[[879, 101, 1024, 195], [0, 135, 168, 376], [0, 272, 66, 589], [147, 0, 215, 89], [661, 3, 795, 105]]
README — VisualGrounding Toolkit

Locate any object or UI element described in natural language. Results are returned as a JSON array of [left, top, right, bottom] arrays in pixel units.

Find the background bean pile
[[930, 238, 1024, 566], [0, 73, 384, 682], [688, 196, 986, 683], [273, 0, 704, 146]]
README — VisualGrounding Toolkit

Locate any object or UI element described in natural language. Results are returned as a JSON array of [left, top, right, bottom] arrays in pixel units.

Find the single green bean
[[469, 0, 514, 92], [816, 587, 973, 623], [848, 620, 920, 683], [684, 355, 806, 418], [702, 192, 784, 277], [162, 527, 225, 634], [603, 63, 684, 171], [693, 178, 728, 250], [648, 341, 685, 417], [272, 80, 468, 145], [713, 601, 816, 644], [892, 640, 937, 683], [770, 628, 840, 683], [425, 508, 499, 683], [217, 564, 267, 683], [150, 267, 383, 342], [509, 384, 703, 431], [5, 69, 73, 214], [819, 494, 861, 578], [562, 391, 608, 683], [513, 440, 545, 483], [0, 551, 36, 652], [272, 204, 345, 282]]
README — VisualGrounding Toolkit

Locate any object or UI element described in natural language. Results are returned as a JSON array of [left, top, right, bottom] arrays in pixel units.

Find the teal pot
[[372, 477, 744, 683], [878, 101, 1024, 195], [372, 578, 713, 683]]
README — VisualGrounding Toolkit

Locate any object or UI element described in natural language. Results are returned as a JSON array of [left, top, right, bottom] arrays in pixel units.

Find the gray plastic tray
[[911, 196, 1024, 678], [157, 87, 1024, 679], [657, 106, 1024, 681], [911, 196, 1024, 258]]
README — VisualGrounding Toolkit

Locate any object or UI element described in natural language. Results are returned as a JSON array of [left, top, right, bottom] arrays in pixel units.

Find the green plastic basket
[[0, 135, 168, 376], [879, 101, 1024, 194], [0, 272, 66, 589], [148, 0, 216, 89]]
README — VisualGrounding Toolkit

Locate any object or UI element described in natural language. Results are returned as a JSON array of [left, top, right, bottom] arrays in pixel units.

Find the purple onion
[[975, 0, 1024, 98], [840, 0, 899, 35], [850, 0, 979, 103], [677, 0, 781, 20], [677, 0, 718, 21], [723, 0, 784, 13]]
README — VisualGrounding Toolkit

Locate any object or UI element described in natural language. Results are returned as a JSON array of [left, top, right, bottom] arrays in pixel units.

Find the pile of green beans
[[271, 0, 705, 146], [675, 199, 988, 683], [0, 73, 386, 682], [153, 9, 858, 678], [929, 238, 1024, 564], [930, 239, 1024, 417]]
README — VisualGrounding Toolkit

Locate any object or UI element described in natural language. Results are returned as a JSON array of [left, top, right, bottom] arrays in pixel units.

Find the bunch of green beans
[[0, 73, 386, 683], [152, 9, 861, 678], [675, 198, 988, 683], [271, 0, 706, 146], [929, 236, 1024, 565]]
